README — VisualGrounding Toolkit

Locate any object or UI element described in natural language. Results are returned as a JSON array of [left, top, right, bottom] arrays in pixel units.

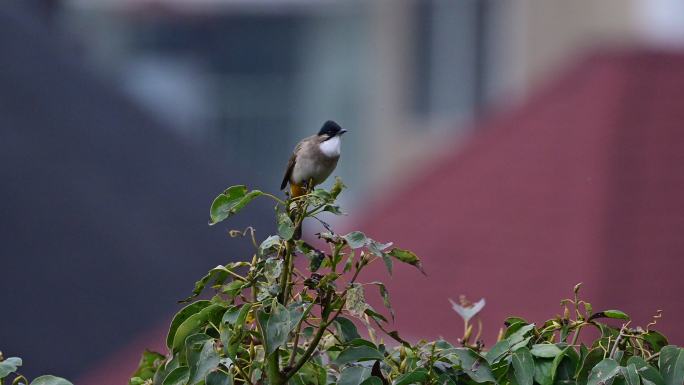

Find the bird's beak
[[339, 129, 348, 135]]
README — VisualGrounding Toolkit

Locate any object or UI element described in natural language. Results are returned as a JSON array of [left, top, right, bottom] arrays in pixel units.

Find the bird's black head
[[318, 120, 347, 137]]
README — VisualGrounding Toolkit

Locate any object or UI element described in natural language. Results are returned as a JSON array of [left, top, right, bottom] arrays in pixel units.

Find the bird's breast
[[319, 136, 341, 157]]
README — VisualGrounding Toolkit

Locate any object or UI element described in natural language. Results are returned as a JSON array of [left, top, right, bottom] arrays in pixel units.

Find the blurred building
[[56, 0, 684, 205], [355, 50, 684, 346]]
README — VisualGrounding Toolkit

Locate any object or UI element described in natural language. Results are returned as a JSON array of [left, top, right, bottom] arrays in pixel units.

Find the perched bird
[[281, 120, 347, 197]]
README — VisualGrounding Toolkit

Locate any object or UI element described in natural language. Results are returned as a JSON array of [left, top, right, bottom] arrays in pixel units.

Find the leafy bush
[[0, 353, 72, 385], [131, 180, 684, 385]]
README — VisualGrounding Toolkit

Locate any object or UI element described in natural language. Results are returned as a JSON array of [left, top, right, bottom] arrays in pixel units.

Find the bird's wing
[[281, 141, 303, 190]]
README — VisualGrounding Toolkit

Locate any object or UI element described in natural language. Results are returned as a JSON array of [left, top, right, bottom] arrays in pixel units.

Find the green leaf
[[554, 347, 580, 384], [333, 317, 362, 342], [187, 339, 219, 385], [343, 231, 368, 249], [181, 266, 235, 303], [209, 186, 262, 225], [359, 377, 383, 385], [167, 301, 212, 348], [30, 376, 74, 385], [370, 282, 394, 321], [621, 364, 641, 385], [334, 346, 384, 365], [263, 302, 292, 354], [172, 304, 226, 351], [589, 310, 630, 321], [387, 248, 426, 275], [577, 348, 608, 385], [131, 350, 165, 380], [206, 371, 233, 385], [658, 346, 684, 385], [643, 331, 668, 353], [162, 366, 190, 385], [209, 185, 247, 224], [587, 358, 620, 385], [221, 303, 252, 328], [330, 177, 346, 199], [626, 357, 664, 385], [511, 347, 534, 385], [534, 358, 555, 385], [0, 357, 22, 378], [345, 283, 368, 317], [393, 368, 429, 385], [485, 339, 511, 365], [530, 344, 563, 358], [452, 348, 496, 383], [338, 366, 371, 385], [259, 235, 282, 257], [277, 212, 295, 240], [264, 257, 283, 284]]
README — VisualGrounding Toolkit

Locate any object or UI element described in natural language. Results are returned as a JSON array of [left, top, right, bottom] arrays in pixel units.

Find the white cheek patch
[[319, 136, 341, 157]]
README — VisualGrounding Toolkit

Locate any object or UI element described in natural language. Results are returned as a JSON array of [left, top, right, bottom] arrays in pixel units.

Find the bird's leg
[[306, 178, 315, 194]]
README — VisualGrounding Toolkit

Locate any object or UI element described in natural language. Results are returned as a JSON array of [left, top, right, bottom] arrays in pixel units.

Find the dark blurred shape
[[356, 50, 684, 345], [0, 2, 271, 380]]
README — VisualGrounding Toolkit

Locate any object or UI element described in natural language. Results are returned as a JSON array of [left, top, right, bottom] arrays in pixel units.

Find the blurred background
[[2, 0, 684, 383]]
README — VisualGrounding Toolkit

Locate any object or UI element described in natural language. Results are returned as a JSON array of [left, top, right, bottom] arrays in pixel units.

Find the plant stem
[[288, 301, 316, 367], [279, 240, 294, 305], [283, 298, 346, 383], [570, 323, 585, 346], [266, 350, 285, 385]]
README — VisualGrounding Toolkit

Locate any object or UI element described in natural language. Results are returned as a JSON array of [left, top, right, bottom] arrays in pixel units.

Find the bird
[[281, 120, 347, 198]]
